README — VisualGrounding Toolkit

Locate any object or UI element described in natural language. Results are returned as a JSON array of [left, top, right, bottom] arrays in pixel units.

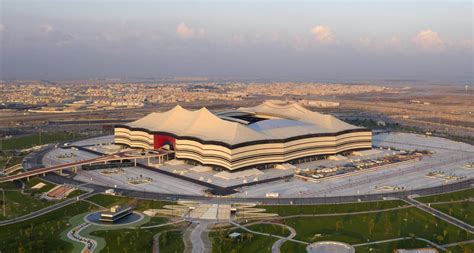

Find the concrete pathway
[[183, 223, 197, 253], [152, 232, 161, 253], [190, 221, 212, 253], [271, 223, 297, 253]]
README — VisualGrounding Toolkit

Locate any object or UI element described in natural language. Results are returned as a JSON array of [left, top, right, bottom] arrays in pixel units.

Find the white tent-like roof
[[125, 102, 364, 145]]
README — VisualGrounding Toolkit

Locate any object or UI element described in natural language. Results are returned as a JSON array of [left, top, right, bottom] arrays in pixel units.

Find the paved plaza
[[40, 132, 474, 198]]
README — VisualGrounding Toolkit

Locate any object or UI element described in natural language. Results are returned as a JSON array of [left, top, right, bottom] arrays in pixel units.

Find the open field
[[0, 202, 96, 253], [0, 131, 85, 151], [353, 239, 436, 253], [210, 223, 290, 253], [432, 201, 473, 226], [85, 194, 173, 211], [0, 178, 62, 221], [91, 224, 185, 253], [446, 243, 474, 253], [160, 230, 186, 253], [259, 200, 408, 216], [416, 188, 474, 203], [280, 207, 473, 252]]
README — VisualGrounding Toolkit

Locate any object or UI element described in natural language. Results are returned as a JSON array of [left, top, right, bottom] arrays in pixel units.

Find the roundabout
[[306, 241, 355, 253]]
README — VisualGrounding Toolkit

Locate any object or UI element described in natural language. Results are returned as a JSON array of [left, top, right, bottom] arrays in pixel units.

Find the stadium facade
[[114, 102, 372, 171]]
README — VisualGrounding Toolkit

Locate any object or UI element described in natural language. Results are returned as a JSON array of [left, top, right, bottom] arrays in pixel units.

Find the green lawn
[[0, 202, 96, 253], [159, 230, 185, 253], [85, 194, 173, 211], [259, 200, 408, 216], [416, 188, 474, 203], [91, 224, 185, 253], [144, 217, 170, 227], [432, 201, 473, 226], [446, 243, 474, 253], [354, 239, 435, 253], [0, 178, 58, 221], [210, 223, 290, 253], [0, 131, 85, 151], [280, 207, 472, 252]]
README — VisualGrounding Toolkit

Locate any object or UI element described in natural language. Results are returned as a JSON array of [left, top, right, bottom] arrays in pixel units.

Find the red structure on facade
[[153, 134, 176, 150]]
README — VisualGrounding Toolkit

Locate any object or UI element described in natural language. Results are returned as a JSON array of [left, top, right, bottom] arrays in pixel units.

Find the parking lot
[[41, 132, 474, 198]]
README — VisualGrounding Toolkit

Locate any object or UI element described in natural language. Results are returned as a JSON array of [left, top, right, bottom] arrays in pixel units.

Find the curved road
[[67, 223, 97, 253]]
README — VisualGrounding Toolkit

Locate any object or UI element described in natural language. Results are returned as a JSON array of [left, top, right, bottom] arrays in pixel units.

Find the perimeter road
[[403, 196, 474, 234]]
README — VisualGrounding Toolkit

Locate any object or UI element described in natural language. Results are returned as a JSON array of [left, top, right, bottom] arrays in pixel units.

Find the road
[[403, 196, 474, 234], [0, 149, 168, 183], [67, 223, 97, 253], [4, 136, 472, 206]]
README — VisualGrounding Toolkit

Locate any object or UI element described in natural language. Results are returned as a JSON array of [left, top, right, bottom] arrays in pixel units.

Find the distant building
[[115, 101, 372, 171]]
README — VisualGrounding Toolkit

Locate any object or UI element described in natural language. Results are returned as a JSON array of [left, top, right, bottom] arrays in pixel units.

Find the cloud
[[39, 24, 54, 33], [413, 29, 445, 52], [176, 22, 204, 39], [358, 37, 372, 48], [310, 25, 334, 44], [0, 24, 5, 33], [458, 39, 473, 51]]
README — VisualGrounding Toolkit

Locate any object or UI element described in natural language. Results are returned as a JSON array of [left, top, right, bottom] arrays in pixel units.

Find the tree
[[436, 235, 444, 244], [368, 219, 375, 235]]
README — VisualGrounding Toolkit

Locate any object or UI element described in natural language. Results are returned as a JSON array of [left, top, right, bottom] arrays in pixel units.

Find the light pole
[[0, 188, 5, 217]]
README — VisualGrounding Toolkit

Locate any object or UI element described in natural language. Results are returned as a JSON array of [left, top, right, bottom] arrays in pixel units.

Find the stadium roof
[[125, 101, 365, 145]]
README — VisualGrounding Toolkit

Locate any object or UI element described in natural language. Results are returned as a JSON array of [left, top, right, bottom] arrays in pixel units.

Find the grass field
[[85, 194, 173, 211], [432, 201, 473, 226], [90, 224, 185, 253], [0, 152, 26, 170], [0, 178, 56, 221], [159, 230, 186, 253], [0, 201, 96, 253], [416, 188, 474, 203], [446, 243, 474, 253], [144, 217, 169, 227], [259, 199, 408, 216], [280, 207, 473, 252], [353, 239, 433, 253], [0, 131, 85, 151], [0, 178, 86, 221], [210, 223, 290, 253]]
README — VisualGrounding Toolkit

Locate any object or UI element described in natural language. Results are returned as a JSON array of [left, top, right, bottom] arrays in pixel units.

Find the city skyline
[[0, 0, 472, 82]]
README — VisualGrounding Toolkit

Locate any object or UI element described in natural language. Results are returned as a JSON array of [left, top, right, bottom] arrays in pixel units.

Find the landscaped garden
[[432, 201, 473, 226], [0, 178, 70, 221], [210, 222, 290, 253]]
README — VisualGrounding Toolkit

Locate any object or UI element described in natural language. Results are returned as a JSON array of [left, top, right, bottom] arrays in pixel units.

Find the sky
[[0, 0, 472, 83]]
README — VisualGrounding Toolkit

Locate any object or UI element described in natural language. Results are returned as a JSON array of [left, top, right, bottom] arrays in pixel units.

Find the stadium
[[114, 101, 372, 171]]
